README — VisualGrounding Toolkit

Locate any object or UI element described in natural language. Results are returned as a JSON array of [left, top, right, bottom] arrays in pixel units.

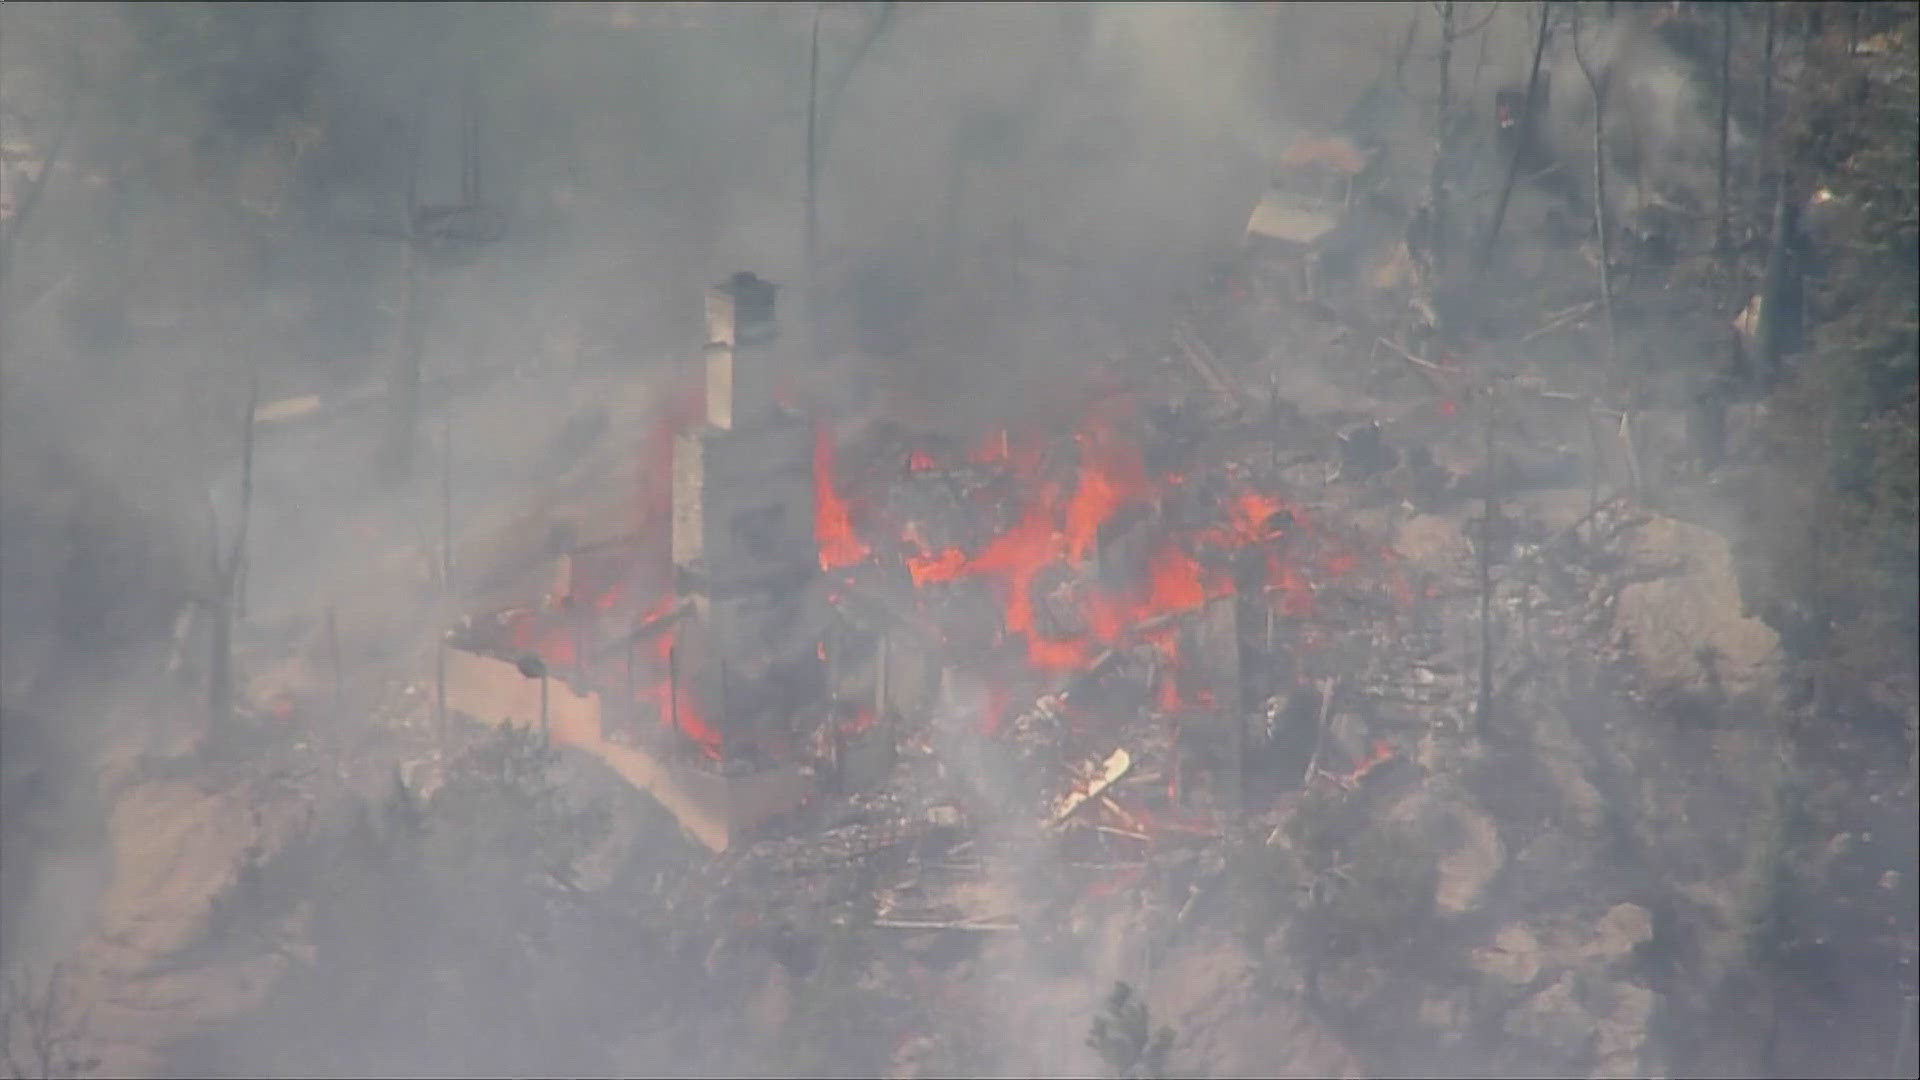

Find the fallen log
[[872, 918, 1020, 932], [1518, 300, 1599, 344], [1376, 336, 1460, 396]]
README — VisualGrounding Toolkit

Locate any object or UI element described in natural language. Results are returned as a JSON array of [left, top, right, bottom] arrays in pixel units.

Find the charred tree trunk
[[205, 374, 258, 748], [380, 243, 425, 479], [1573, 14, 1619, 372], [1758, 3, 1777, 191], [438, 408, 453, 749], [380, 91, 429, 481], [1428, 2, 1456, 278], [1477, 1, 1553, 267], [1476, 411, 1498, 738], [1753, 178, 1803, 387], [232, 369, 256, 617], [805, 1, 822, 361], [207, 564, 234, 746], [1717, 1, 1735, 258], [440, 408, 453, 592], [326, 603, 344, 718]]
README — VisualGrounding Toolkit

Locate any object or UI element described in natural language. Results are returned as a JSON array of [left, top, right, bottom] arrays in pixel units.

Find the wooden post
[[667, 643, 679, 738], [326, 605, 345, 714], [573, 608, 586, 685], [326, 603, 346, 769], [874, 631, 889, 720], [624, 635, 637, 741], [441, 407, 453, 592], [435, 633, 447, 752]]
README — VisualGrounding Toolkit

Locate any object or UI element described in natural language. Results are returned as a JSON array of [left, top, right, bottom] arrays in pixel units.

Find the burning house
[[443, 253, 1418, 857], [445, 272, 831, 852]]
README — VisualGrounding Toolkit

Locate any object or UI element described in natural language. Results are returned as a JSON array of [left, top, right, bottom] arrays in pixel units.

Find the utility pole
[[377, 68, 501, 481]]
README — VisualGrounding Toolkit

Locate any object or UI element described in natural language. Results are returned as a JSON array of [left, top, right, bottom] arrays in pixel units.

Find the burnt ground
[[36, 271, 1917, 1078]]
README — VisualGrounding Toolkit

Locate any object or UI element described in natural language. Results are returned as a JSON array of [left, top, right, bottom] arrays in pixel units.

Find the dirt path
[[52, 775, 310, 1078]]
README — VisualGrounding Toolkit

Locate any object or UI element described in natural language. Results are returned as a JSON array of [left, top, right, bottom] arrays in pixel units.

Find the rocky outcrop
[[1468, 904, 1658, 1077], [1385, 782, 1505, 915], [1609, 514, 1782, 702]]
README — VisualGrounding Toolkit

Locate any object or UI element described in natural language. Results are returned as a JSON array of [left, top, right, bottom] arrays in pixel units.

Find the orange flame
[[814, 422, 870, 570], [1062, 421, 1150, 561]]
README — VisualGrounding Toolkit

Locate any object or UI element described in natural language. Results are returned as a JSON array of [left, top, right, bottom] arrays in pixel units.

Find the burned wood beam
[[1050, 748, 1133, 829], [594, 598, 694, 663], [1298, 677, 1337, 793], [1516, 300, 1598, 344]]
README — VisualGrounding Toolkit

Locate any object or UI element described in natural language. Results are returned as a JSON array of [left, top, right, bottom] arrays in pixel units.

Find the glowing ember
[[906, 545, 968, 587], [1146, 545, 1212, 611], [1062, 421, 1150, 561], [524, 373, 1416, 785], [882, 404, 1341, 693], [837, 707, 878, 736], [671, 677, 724, 760]]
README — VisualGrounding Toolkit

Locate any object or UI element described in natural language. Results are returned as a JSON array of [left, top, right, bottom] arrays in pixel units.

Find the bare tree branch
[[0, 965, 100, 1079], [1477, 1, 1555, 268], [1571, 5, 1619, 373], [1457, 3, 1500, 39], [0, 50, 82, 289], [1392, 7, 1423, 100]]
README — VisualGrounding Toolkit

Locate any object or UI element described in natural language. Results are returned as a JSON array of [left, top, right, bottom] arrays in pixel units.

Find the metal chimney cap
[[718, 271, 778, 300]]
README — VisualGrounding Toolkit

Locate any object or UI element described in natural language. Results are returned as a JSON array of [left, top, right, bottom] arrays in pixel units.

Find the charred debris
[[425, 124, 1676, 979]]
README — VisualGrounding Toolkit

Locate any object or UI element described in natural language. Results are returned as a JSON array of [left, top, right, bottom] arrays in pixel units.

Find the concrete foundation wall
[[673, 420, 816, 590], [445, 644, 601, 736], [445, 646, 816, 852]]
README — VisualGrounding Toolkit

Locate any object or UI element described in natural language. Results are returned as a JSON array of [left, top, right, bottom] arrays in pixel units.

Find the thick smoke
[[0, 0, 1385, 1022], [4, 3, 1909, 1077]]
